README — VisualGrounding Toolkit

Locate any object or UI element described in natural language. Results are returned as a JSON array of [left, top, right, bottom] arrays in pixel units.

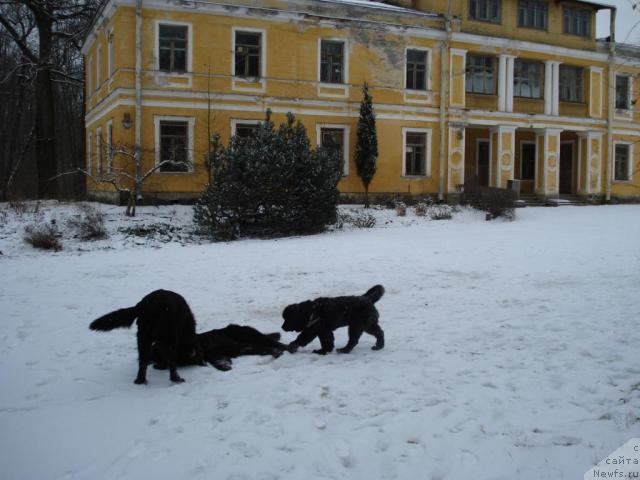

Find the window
[[469, 0, 501, 23], [563, 7, 590, 37], [87, 55, 92, 93], [403, 130, 431, 177], [466, 55, 495, 94], [406, 49, 428, 91], [518, 1, 547, 30], [320, 40, 344, 84], [614, 144, 631, 181], [96, 127, 102, 175], [234, 31, 261, 78], [159, 24, 188, 72], [106, 120, 113, 173], [87, 131, 92, 173], [159, 121, 189, 172], [319, 126, 349, 175], [108, 30, 114, 77], [96, 45, 102, 90], [616, 75, 631, 110], [234, 123, 260, 138], [559, 65, 583, 103], [521, 142, 536, 180], [514, 59, 542, 99]]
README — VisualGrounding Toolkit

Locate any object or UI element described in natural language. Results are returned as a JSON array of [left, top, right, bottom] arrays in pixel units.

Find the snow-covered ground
[[0, 202, 639, 480]]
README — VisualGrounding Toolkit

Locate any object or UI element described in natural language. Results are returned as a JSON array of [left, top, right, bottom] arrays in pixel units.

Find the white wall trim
[[96, 43, 102, 91], [153, 19, 193, 88], [230, 118, 262, 138], [401, 127, 432, 177], [153, 115, 195, 173], [316, 123, 351, 176]]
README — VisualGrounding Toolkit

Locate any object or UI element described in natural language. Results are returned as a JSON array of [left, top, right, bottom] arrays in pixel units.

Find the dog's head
[[281, 300, 315, 332]]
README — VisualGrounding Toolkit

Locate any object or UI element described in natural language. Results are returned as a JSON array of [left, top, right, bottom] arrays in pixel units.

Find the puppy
[[90, 290, 203, 384], [282, 285, 385, 354], [151, 324, 289, 371]]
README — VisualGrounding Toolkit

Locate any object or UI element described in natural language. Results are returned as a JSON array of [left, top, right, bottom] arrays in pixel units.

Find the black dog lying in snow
[[151, 324, 289, 372], [90, 289, 203, 385], [282, 285, 385, 354]]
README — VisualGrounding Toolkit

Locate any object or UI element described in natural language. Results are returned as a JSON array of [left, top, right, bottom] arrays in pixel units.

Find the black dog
[[151, 324, 289, 372], [90, 290, 203, 385], [282, 285, 385, 354]]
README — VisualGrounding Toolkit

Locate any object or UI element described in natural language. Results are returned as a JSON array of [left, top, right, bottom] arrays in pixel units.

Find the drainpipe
[[134, 0, 143, 199], [438, 1, 452, 201], [605, 7, 616, 202]]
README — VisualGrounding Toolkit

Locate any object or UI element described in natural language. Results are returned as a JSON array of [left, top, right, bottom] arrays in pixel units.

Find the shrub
[[67, 204, 109, 240], [24, 221, 62, 251], [194, 112, 342, 240], [461, 185, 516, 220], [395, 201, 407, 217], [427, 204, 453, 220], [350, 212, 376, 228], [414, 202, 429, 217]]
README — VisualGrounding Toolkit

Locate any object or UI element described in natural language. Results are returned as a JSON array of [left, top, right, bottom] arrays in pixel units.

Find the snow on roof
[[313, 0, 441, 17]]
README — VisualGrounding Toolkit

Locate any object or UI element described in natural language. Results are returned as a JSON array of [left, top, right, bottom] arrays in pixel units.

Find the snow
[[0, 202, 639, 480]]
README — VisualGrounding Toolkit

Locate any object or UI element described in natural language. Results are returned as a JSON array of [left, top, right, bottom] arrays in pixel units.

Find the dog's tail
[[90, 306, 138, 331], [363, 285, 385, 304]]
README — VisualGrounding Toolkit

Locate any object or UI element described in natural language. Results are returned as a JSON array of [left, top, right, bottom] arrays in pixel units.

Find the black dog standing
[[282, 285, 385, 354], [90, 290, 203, 385]]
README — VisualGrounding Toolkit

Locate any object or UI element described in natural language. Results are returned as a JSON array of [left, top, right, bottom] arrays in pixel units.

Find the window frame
[[559, 65, 584, 103], [154, 115, 195, 174], [518, 0, 548, 31], [155, 21, 192, 74], [469, 0, 501, 24], [513, 59, 543, 99], [402, 127, 432, 178], [465, 54, 496, 95], [107, 29, 114, 78], [405, 48, 430, 91], [96, 126, 102, 175], [232, 27, 267, 80], [106, 119, 113, 173], [316, 124, 351, 176], [95, 44, 102, 90], [319, 39, 347, 85], [230, 119, 262, 139], [613, 142, 633, 182], [563, 7, 591, 37], [615, 74, 632, 111]]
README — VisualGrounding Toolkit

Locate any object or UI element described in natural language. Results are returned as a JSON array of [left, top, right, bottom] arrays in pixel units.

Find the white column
[[505, 56, 515, 113], [544, 61, 553, 115], [498, 55, 507, 112], [551, 62, 561, 116]]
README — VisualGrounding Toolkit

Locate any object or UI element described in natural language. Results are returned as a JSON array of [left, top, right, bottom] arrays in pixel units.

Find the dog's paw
[[133, 378, 148, 385], [371, 345, 384, 351], [337, 347, 352, 354], [271, 349, 284, 359], [171, 376, 185, 383], [212, 359, 233, 371], [313, 349, 330, 355], [287, 342, 299, 353]]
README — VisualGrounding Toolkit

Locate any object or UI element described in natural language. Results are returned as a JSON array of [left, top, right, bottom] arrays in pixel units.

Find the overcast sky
[[596, 0, 640, 44]]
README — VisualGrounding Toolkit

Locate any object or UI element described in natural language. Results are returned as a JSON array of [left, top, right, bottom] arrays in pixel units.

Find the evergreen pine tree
[[355, 82, 378, 208]]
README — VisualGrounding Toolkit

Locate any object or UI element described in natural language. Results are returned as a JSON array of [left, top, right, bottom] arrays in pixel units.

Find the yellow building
[[82, 0, 640, 203]]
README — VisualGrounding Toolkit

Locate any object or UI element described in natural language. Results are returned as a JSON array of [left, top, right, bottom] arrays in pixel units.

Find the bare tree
[[0, 0, 101, 199]]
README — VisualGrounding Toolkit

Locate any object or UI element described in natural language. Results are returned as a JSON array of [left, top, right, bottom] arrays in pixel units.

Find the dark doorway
[[477, 139, 490, 186], [559, 142, 573, 194]]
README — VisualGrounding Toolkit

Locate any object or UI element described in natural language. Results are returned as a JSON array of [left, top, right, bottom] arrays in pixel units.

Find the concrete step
[[518, 195, 588, 207]]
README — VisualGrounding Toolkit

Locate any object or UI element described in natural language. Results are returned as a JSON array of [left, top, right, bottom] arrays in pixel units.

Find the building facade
[[82, 0, 640, 203]]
